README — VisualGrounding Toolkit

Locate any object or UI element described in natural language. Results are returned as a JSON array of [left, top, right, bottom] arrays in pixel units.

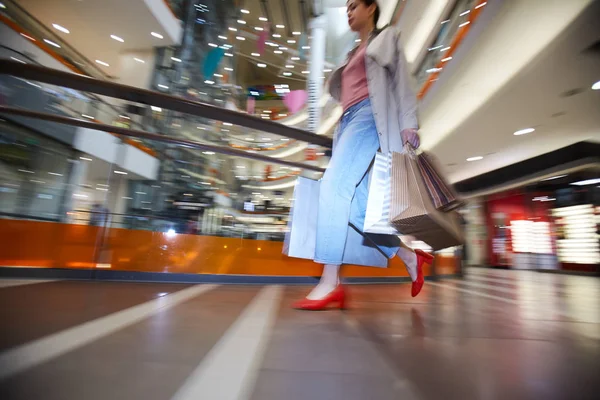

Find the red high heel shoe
[[293, 285, 346, 311], [412, 249, 434, 297]]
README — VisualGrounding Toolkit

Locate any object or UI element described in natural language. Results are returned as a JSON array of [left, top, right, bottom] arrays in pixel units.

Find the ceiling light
[[287, 39, 296, 44], [158, 84, 169, 89], [10, 57, 26, 64], [475, 2, 487, 9], [441, 46, 451, 52], [293, 31, 301, 36], [224, 67, 233, 71], [466, 156, 483, 162], [205, 80, 215, 84], [95, 60, 109, 67], [273, 34, 281, 38], [429, 45, 443, 51], [246, 137, 254, 141], [236, 36, 245, 41], [52, 23, 70, 34], [251, 52, 260, 57], [257, 63, 266, 68], [237, 165, 246, 169], [208, 43, 218, 47], [276, 24, 285, 29], [223, 122, 233, 126], [513, 128, 535, 136], [278, 113, 288, 117], [302, 70, 309, 74], [262, 116, 270, 119], [302, 46, 310, 50], [225, 52, 233, 57], [80, 157, 92, 161], [291, 56, 300, 61], [48, 172, 63, 176], [0, 3, 5, 9], [259, 17, 268, 22], [541, 174, 567, 181], [323, 68, 332, 72], [241, 9, 250, 14], [218, 35, 227, 40], [134, 57, 145, 63], [73, 194, 88, 199], [460, 10, 471, 16], [274, 50, 282, 54], [119, 115, 130, 119], [283, 72, 292, 76], [255, 27, 264, 31], [43, 39, 61, 48], [592, 80, 600, 90], [279, 46, 288, 50], [570, 178, 600, 186], [355, 39, 361, 43], [229, 27, 237, 31], [20, 33, 36, 41], [237, 20, 246, 24], [441, 56, 453, 62], [285, 65, 294, 69], [263, 110, 272, 113], [441, 19, 450, 24], [151, 32, 163, 39], [459, 21, 470, 27], [171, 56, 182, 62], [114, 170, 128, 175], [203, 151, 215, 155], [110, 34, 124, 43], [151, 106, 162, 112], [82, 114, 94, 119], [214, 73, 223, 77]]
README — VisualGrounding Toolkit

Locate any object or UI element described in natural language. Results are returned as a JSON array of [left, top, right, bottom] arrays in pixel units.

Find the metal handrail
[[0, 106, 326, 172], [0, 60, 333, 148]]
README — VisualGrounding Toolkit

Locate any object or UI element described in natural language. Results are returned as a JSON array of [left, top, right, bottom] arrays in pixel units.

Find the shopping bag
[[389, 151, 464, 250], [417, 151, 462, 212], [363, 152, 400, 235], [283, 177, 389, 267]]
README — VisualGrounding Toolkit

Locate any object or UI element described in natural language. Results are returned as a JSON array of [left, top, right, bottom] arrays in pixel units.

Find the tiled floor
[[0, 269, 598, 399]]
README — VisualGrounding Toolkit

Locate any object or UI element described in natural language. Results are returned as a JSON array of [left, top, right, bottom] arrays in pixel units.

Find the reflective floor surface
[[0, 269, 598, 399]]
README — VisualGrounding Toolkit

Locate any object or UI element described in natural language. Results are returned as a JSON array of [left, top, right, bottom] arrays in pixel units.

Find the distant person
[[293, 0, 433, 310], [89, 203, 108, 227]]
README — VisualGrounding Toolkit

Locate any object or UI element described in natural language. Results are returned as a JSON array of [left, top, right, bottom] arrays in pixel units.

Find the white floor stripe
[[0, 284, 217, 381], [0, 279, 58, 289], [171, 285, 283, 400], [429, 282, 519, 304]]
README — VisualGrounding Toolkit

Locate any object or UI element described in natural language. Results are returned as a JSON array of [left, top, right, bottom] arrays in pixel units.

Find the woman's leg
[[307, 102, 380, 299]]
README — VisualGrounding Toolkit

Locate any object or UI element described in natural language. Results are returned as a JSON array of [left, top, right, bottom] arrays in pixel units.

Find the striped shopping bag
[[416, 151, 462, 212]]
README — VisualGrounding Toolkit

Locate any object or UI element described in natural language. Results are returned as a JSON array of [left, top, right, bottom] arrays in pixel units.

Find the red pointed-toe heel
[[293, 285, 347, 311], [412, 249, 434, 297]]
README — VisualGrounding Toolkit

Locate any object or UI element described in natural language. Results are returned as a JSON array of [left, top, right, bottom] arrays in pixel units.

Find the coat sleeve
[[392, 27, 419, 131]]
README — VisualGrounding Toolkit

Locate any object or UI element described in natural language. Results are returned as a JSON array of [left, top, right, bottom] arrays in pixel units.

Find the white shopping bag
[[283, 177, 389, 268], [363, 152, 401, 235]]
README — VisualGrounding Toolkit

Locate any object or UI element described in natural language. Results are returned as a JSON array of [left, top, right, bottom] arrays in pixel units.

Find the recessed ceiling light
[[43, 39, 61, 48], [255, 27, 264, 31], [441, 46, 451, 52], [241, 9, 249, 14], [475, 2, 487, 9], [134, 57, 145, 63], [151, 32, 163, 39], [95, 59, 109, 67], [441, 19, 450, 24], [229, 27, 237, 31], [274, 50, 282, 54], [541, 174, 567, 181], [236, 36, 245, 41], [224, 67, 234, 72], [171, 56, 182, 62], [214, 73, 223, 77], [259, 17, 268, 22], [279, 46, 288, 50], [460, 10, 471, 16], [459, 21, 470, 27], [323, 68, 332, 73], [257, 63, 266, 68], [571, 178, 600, 186], [302, 46, 310, 50], [467, 156, 483, 162], [52, 23, 70, 34], [158, 84, 169, 89], [293, 31, 301, 36], [218, 35, 227, 40], [225, 52, 233, 57], [441, 56, 453, 62], [0, 3, 5, 9], [205, 80, 215, 84], [276, 24, 285, 29], [151, 106, 162, 112], [592, 80, 600, 90], [110, 34, 124, 43], [114, 170, 128, 175], [237, 19, 246, 24], [302, 70, 309, 74], [287, 39, 296, 44], [273, 33, 281, 38], [513, 128, 535, 136], [283, 72, 292, 76], [285, 65, 294, 68], [209, 43, 217, 47], [251, 52, 260, 57]]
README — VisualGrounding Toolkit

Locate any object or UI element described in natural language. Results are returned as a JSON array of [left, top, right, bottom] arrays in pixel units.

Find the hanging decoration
[[283, 90, 308, 114], [203, 47, 225, 80]]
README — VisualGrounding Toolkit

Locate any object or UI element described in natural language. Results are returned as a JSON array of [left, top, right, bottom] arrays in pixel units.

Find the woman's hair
[[361, 0, 380, 26]]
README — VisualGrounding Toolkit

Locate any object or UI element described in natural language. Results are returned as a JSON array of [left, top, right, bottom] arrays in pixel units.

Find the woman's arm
[[392, 27, 420, 148]]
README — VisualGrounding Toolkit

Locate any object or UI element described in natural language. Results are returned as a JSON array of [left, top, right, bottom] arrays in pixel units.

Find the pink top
[[341, 44, 370, 111]]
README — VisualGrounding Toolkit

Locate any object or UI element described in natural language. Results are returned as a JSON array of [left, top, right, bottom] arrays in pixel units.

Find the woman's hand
[[401, 128, 420, 149]]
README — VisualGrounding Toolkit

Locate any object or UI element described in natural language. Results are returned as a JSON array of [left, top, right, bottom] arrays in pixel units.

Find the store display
[[552, 204, 600, 264]]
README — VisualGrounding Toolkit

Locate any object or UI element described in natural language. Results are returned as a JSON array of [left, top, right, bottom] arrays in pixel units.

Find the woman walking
[[294, 0, 433, 310]]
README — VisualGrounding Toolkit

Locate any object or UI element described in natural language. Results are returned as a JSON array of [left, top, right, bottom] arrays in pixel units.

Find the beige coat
[[328, 25, 418, 154]]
